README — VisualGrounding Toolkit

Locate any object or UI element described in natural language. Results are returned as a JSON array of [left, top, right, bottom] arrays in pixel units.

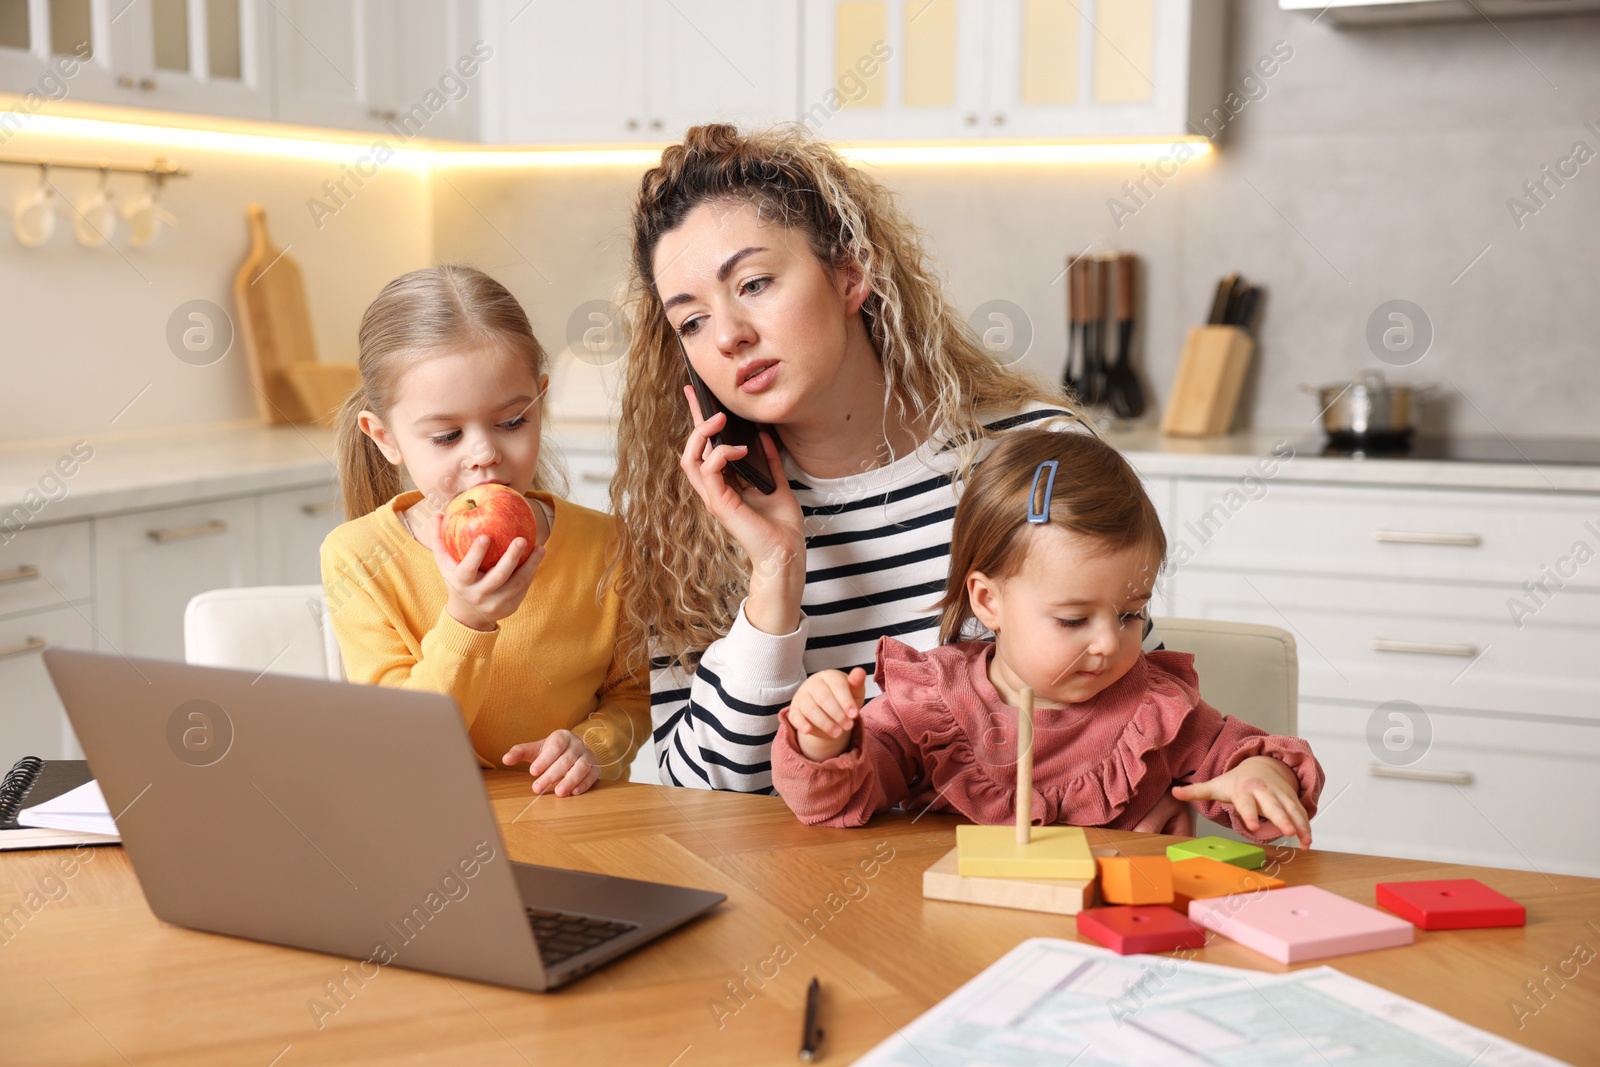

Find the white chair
[[1154, 616, 1300, 842], [184, 585, 344, 681], [1154, 617, 1298, 737]]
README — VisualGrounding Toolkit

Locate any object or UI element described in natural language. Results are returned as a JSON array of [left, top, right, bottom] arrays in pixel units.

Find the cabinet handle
[[147, 519, 228, 544], [1370, 638, 1478, 658], [650, 118, 663, 130], [1368, 763, 1473, 786], [368, 107, 398, 122], [990, 112, 1005, 125], [117, 75, 155, 90], [0, 636, 47, 660], [0, 564, 40, 585], [964, 113, 978, 126], [579, 472, 611, 484], [626, 118, 640, 131], [1372, 529, 1482, 547], [300, 500, 339, 516]]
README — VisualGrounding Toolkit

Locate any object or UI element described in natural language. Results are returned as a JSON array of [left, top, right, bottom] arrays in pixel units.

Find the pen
[[799, 975, 823, 1061]]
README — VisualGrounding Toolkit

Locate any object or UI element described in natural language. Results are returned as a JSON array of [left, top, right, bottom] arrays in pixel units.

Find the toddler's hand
[[1171, 755, 1312, 847], [431, 511, 544, 632], [503, 730, 599, 797], [782, 667, 866, 763]]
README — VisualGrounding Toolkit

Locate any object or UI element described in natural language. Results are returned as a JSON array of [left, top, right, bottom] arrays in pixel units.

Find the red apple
[[441, 484, 538, 570]]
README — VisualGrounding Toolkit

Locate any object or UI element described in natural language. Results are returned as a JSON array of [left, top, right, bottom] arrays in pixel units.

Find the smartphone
[[678, 342, 777, 495]]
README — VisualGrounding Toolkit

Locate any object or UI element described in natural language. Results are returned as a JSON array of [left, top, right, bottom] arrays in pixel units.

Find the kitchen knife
[[1208, 273, 1238, 325]]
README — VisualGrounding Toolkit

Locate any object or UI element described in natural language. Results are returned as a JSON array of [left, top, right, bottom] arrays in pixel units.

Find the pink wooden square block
[[1188, 884, 1414, 963]]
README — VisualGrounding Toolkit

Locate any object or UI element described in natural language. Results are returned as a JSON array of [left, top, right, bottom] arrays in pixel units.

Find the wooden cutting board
[[233, 204, 315, 424]]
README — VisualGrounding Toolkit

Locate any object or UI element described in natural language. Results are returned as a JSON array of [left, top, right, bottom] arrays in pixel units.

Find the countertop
[[0, 420, 1594, 528], [1104, 429, 1600, 493]]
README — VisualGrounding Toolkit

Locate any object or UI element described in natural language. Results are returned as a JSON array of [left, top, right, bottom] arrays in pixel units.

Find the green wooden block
[[1166, 836, 1265, 870], [956, 825, 1095, 879]]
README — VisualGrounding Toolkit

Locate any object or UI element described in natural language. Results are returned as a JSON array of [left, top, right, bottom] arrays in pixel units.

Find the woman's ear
[[357, 410, 404, 465], [835, 254, 871, 315], [966, 571, 1004, 634]]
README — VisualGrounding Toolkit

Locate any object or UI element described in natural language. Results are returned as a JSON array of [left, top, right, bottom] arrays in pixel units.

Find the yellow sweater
[[319, 490, 648, 778]]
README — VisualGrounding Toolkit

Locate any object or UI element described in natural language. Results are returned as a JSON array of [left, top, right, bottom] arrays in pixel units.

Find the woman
[[610, 124, 1179, 828]]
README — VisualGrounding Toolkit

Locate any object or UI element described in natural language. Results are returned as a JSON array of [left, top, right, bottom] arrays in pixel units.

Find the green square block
[[1166, 836, 1265, 870]]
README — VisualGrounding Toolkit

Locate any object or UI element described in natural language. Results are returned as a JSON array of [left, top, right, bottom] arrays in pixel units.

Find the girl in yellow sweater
[[321, 265, 648, 797]]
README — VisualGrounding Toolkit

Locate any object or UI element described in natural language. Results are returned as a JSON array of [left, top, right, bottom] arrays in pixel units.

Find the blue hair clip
[[1027, 460, 1058, 524]]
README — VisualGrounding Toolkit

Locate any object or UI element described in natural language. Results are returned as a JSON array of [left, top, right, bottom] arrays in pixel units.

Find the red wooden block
[[1375, 879, 1526, 931], [1076, 905, 1208, 955]]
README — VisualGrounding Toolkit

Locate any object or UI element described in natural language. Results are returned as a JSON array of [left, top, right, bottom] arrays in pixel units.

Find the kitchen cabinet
[[271, 0, 482, 140], [0, 519, 96, 770], [0, 0, 272, 120], [93, 496, 261, 663], [1162, 473, 1600, 876], [800, 0, 1224, 142], [257, 482, 343, 585], [491, 0, 799, 144], [0, 606, 94, 773]]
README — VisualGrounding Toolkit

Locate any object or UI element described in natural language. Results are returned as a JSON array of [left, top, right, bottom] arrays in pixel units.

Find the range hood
[[1280, 0, 1600, 25]]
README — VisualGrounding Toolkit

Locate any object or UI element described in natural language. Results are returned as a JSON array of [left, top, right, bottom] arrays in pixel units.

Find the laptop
[[42, 648, 725, 992]]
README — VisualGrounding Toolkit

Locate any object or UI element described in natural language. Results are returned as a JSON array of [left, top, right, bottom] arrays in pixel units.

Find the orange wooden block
[[1169, 856, 1285, 911], [1097, 856, 1174, 905]]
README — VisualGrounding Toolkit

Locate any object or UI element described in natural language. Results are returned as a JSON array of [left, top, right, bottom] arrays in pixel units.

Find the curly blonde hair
[[612, 124, 1076, 671]]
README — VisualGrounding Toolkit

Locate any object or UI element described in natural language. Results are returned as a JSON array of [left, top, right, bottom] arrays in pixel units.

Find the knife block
[[1161, 325, 1254, 437]]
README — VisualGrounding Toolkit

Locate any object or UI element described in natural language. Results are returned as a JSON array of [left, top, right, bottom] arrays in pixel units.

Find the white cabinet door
[[648, 0, 799, 139], [0, 1, 124, 105], [985, 0, 1221, 139], [273, 0, 481, 137], [1298, 699, 1600, 878], [497, 0, 648, 143], [0, 520, 92, 619], [94, 497, 259, 662], [0, 605, 95, 767], [801, 0, 986, 141], [258, 483, 343, 586], [105, 0, 272, 119]]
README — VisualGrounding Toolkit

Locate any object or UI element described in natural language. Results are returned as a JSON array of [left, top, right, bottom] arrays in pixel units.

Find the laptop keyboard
[[526, 908, 639, 968]]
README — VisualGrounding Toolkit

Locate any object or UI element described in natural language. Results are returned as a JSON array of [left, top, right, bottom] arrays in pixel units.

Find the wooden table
[[3, 774, 1596, 1066]]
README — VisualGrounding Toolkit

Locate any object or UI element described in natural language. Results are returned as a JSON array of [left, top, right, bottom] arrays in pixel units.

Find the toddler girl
[[321, 265, 648, 797], [772, 429, 1322, 844]]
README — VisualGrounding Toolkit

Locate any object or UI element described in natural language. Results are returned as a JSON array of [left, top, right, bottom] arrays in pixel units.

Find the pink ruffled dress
[[772, 637, 1324, 842]]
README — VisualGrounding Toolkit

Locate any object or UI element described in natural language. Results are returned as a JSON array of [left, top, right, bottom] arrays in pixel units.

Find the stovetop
[[1296, 436, 1600, 467]]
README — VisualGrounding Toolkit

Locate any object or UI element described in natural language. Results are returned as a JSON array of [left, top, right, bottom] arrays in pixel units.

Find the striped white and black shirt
[[649, 404, 1160, 793]]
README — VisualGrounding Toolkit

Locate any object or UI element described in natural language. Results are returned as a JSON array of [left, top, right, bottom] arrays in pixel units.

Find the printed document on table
[[854, 938, 1570, 1067]]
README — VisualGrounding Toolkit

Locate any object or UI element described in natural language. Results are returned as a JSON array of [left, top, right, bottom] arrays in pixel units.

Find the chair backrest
[[1152, 617, 1298, 737], [184, 586, 343, 681]]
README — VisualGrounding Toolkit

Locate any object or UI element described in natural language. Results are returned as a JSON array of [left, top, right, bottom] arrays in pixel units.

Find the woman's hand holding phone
[[680, 385, 806, 636]]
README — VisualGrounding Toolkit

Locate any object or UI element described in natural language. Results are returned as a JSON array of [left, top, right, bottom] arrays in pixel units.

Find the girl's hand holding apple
[[428, 509, 543, 632], [502, 730, 601, 797]]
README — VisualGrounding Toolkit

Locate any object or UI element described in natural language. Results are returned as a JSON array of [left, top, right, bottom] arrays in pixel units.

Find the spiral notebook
[[0, 757, 120, 851]]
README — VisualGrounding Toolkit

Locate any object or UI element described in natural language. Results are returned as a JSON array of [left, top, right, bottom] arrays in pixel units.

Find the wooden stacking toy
[[1375, 879, 1526, 930], [955, 688, 1095, 880], [1188, 884, 1414, 963], [922, 846, 1117, 916], [1077, 905, 1207, 955], [1169, 856, 1285, 911], [1097, 856, 1173, 905], [1166, 835, 1265, 870]]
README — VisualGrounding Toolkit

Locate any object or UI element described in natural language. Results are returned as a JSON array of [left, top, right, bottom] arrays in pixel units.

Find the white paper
[[16, 780, 118, 836], [853, 938, 1571, 1067]]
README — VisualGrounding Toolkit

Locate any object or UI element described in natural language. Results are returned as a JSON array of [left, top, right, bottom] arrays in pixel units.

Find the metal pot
[[1303, 371, 1418, 445]]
